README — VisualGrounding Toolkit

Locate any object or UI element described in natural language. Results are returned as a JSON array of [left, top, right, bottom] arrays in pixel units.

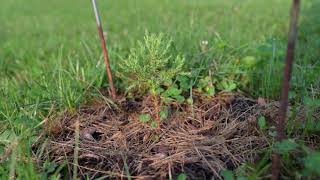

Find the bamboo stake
[[91, 0, 116, 99]]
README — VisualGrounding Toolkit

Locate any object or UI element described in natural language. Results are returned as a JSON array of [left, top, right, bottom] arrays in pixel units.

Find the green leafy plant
[[218, 80, 237, 92], [221, 170, 235, 180], [235, 151, 271, 180], [303, 152, 320, 176], [150, 121, 158, 129], [304, 97, 320, 134], [159, 107, 169, 121], [258, 116, 267, 129], [274, 139, 299, 155], [138, 114, 151, 123], [161, 86, 185, 103], [196, 76, 216, 96], [138, 114, 158, 129], [177, 173, 187, 180]]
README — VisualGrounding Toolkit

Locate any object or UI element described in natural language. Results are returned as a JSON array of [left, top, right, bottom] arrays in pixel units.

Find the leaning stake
[[91, 0, 116, 99], [272, 0, 301, 179]]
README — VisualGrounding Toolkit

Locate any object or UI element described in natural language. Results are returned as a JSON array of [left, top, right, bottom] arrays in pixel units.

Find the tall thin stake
[[92, 0, 116, 99], [272, 0, 300, 179]]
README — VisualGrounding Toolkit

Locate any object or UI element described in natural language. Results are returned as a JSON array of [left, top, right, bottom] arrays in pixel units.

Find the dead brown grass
[[34, 93, 270, 179]]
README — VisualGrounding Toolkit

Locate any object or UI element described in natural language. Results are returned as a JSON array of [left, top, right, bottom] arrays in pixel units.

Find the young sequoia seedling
[[118, 33, 185, 127]]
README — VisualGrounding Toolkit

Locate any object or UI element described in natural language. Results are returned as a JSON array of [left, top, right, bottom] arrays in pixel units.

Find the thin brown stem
[[97, 25, 117, 99], [272, 0, 300, 179], [92, 0, 116, 99], [153, 95, 161, 127]]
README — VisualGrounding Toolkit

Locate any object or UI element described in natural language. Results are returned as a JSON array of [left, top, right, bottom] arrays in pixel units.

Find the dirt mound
[[34, 94, 269, 179]]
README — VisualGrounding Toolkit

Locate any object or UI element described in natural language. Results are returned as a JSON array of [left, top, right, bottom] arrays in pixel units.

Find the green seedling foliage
[[206, 87, 216, 96], [303, 152, 320, 176], [176, 75, 190, 91], [218, 80, 237, 92], [43, 161, 58, 174], [274, 139, 299, 155], [303, 97, 320, 134], [237, 177, 248, 180], [241, 56, 258, 69], [161, 86, 185, 103], [235, 151, 272, 179], [186, 98, 193, 105], [258, 116, 267, 130], [159, 107, 169, 121], [117, 33, 185, 96], [197, 76, 211, 90], [150, 121, 158, 129], [177, 173, 187, 180], [196, 76, 216, 96], [221, 170, 234, 180], [138, 114, 151, 123]]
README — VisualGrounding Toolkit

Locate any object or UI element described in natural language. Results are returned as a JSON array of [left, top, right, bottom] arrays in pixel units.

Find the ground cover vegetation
[[0, 0, 319, 179]]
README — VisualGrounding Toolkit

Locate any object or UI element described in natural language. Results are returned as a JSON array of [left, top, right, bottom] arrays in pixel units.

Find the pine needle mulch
[[33, 93, 272, 179]]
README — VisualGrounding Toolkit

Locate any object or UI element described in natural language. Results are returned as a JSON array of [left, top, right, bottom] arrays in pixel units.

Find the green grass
[[0, 0, 319, 179]]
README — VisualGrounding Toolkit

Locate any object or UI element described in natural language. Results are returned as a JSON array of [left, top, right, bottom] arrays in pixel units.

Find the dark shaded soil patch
[[34, 93, 270, 179]]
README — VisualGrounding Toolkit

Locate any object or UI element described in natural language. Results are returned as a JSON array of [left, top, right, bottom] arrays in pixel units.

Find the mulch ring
[[33, 93, 273, 179]]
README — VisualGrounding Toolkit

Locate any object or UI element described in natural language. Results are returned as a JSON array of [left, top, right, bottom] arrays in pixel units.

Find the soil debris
[[34, 93, 270, 179]]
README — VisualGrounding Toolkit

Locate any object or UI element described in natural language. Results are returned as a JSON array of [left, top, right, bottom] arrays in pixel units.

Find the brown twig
[[272, 0, 301, 179], [91, 0, 116, 99], [73, 120, 80, 180]]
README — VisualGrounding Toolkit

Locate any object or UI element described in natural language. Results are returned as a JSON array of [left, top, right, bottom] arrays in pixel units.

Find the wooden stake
[[272, 0, 300, 179], [92, 0, 116, 99]]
